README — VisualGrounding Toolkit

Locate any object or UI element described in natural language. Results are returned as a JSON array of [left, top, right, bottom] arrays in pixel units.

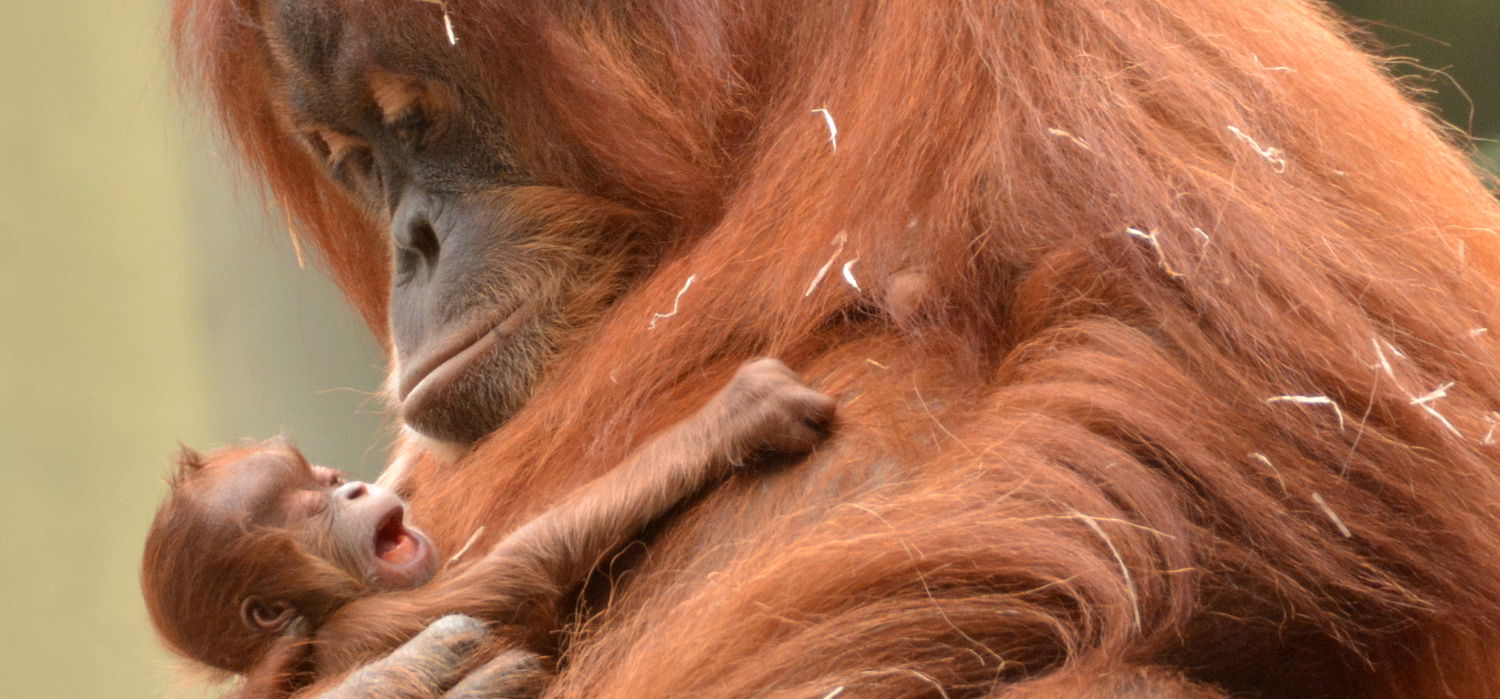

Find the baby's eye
[[311, 465, 345, 487], [298, 489, 329, 517]]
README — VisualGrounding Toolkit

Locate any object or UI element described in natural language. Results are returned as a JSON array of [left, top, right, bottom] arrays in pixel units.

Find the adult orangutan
[[171, 0, 1500, 696]]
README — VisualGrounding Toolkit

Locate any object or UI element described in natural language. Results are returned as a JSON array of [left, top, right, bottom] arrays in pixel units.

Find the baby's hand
[[712, 358, 837, 457]]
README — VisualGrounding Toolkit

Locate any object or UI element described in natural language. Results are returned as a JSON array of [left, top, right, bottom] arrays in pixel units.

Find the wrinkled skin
[[264, 2, 652, 444], [318, 616, 545, 699]]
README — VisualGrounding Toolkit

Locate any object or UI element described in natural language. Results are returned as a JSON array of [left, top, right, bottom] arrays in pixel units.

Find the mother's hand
[[313, 616, 546, 698]]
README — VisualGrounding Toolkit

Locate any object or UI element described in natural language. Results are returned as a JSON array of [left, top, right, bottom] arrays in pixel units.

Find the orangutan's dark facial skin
[[263, 3, 649, 444]]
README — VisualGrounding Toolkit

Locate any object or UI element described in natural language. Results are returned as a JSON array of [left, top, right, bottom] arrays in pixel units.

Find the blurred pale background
[[1, 3, 387, 696], [0, 2, 1493, 696]]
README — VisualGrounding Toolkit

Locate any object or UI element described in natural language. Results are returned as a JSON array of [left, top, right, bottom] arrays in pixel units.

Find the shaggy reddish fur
[[173, 0, 1500, 696]]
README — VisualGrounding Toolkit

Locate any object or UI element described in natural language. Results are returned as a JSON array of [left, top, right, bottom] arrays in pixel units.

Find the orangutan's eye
[[298, 488, 329, 518], [390, 107, 430, 150], [312, 466, 345, 487]]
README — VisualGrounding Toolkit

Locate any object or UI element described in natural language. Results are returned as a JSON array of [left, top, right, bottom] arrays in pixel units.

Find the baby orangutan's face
[[195, 447, 440, 598]]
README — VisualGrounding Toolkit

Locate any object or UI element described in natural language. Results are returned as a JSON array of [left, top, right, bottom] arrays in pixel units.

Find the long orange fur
[[173, 1, 1500, 696]]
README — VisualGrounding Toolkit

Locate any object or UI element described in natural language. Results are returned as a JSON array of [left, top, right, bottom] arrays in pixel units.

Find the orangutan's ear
[[240, 596, 299, 634]]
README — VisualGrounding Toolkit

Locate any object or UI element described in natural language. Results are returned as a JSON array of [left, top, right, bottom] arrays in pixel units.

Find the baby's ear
[[240, 595, 299, 634]]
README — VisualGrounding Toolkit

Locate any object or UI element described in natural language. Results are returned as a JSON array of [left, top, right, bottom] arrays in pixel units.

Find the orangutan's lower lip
[[398, 302, 535, 405]]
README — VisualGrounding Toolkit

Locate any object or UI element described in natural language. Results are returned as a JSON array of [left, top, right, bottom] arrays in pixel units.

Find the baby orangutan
[[142, 359, 834, 697]]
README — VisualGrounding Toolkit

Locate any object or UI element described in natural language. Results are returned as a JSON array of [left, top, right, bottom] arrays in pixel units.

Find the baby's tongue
[[378, 530, 419, 564], [376, 514, 419, 564]]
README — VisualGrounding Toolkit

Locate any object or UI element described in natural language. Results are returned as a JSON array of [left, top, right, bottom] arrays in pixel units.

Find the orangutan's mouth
[[398, 301, 536, 408]]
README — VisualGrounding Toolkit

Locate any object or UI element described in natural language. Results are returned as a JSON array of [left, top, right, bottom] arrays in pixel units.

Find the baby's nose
[[335, 481, 368, 500]]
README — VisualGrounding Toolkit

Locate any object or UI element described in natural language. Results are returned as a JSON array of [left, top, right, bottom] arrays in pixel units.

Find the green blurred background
[[1, 2, 1494, 696]]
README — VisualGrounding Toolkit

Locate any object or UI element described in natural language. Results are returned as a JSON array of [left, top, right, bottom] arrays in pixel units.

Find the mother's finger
[[320, 615, 492, 699]]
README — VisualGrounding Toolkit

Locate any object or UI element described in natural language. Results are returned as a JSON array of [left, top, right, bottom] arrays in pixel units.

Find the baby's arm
[[489, 358, 835, 595], [315, 359, 834, 674]]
